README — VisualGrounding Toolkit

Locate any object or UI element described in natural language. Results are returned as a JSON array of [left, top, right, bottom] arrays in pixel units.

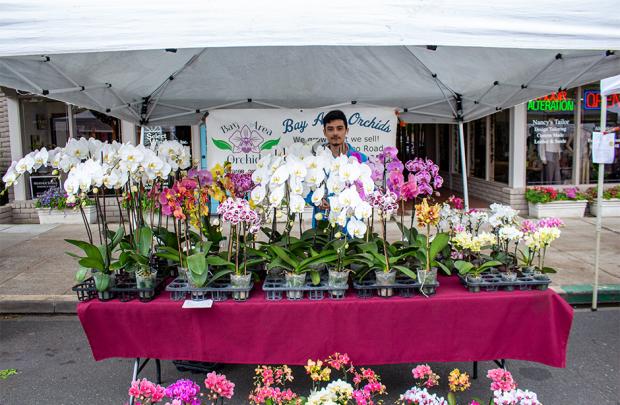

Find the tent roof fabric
[[1, 1, 619, 125]]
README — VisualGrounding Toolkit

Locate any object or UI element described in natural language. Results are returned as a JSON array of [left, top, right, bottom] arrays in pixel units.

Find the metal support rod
[[47, 83, 110, 95], [592, 95, 607, 311], [0, 60, 43, 92], [458, 120, 470, 210], [472, 361, 478, 379], [562, 54, 606, 91], [46, 60, 106, 109]]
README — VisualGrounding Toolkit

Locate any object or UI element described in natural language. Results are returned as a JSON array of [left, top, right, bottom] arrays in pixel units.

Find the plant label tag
[[182, 299, 213, 309]]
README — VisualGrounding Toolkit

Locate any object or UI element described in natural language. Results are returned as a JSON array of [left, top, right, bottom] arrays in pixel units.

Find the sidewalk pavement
[[0, 216, 618, 314]]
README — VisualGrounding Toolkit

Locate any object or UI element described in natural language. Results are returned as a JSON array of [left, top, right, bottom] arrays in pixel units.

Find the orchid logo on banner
[[207, 107, 396, 170]]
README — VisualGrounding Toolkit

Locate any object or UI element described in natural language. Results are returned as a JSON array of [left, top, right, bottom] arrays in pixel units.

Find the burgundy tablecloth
[[77, 276, 573, 367]]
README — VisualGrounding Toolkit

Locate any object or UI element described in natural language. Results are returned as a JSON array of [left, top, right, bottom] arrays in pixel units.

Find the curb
[[0, 295, 77, 314], [559, 284, 620, 305]]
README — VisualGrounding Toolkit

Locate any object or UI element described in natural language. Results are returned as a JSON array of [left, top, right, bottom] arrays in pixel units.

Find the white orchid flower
[[339, 161, 361, 183], [154, 162, 171, 180], [63, 176, 79, 195], [288, 161, 307, 179], [252, 168, 269, 185], [289, 177, 304, 195], [65, 137, 90, 160], [328, 196, 342, 213], [269, 156, 283, 174], [270, 165, 289, 186], [289, 194, 306, 214], [58, 155, 79, 172], [103, 170, 118, 189], [2, 162, 18, 186], [359, 163, 372, 180], [251, 185, 266, 204], [88, 138, 103, 160], [361, 178, 375, 195], [268, 185, 285, 207], [82, 159, 104, 187], [119, 144, 144, 172], [330, 154, 349, 173], [305, 168, 325, 188], [33, 148, 49, 170], [347, 218, 367, 239], [311, 187, 325, 206], [338, 186, 361, 207], [326, 174, 344, 194], [15, 155, 35, 174], [354, 201, 372, 220], [336, 210, 348, 227], [256, 154, 271, 170]]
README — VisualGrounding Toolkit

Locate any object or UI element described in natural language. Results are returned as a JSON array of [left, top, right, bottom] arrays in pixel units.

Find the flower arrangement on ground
[[524, 186, 587, 204], [128, 372, 235, 405]]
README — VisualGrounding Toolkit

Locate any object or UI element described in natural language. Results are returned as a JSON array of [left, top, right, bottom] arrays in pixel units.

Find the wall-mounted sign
[[29, 175, 61, 199], [527, 91, 575, 112], [583, 90, 620, 111]]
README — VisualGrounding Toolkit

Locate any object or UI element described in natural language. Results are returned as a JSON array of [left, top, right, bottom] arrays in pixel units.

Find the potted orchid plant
[[519, 217, 561, 283], [451, 231, 502, 292], [414, 198, 450, 295]]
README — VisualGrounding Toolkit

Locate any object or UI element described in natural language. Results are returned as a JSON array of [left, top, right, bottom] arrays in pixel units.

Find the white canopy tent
[[1, 0, 620, 208]]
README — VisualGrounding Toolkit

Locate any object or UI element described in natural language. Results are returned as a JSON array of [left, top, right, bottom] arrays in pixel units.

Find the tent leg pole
[[593, 96, 607, 311], [458, 121, 469, 210]]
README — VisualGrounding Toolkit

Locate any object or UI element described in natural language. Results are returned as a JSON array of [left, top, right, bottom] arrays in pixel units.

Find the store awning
[[0, 0, 619, 126]]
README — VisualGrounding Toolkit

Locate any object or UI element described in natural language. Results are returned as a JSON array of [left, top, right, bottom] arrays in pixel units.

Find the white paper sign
[[182, 299, 213, 309], [592, 132, 616, 164], [206, 107, 397, 171]]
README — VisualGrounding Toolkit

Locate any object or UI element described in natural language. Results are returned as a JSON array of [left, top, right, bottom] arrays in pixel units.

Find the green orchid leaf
[[393, 265, 417, 280], [433, 260, 451, 276], [187, 253, 207, 276], [208, 269, 234, 285], [92, 273, 110, 292], [309, 270, 320, 285], [78, 257, 105, 272], [65, 239, 104, 263], [429, 232, 450, 261], [542, 266, 557, 274], [188, 269, 208, 287], [75, 266, 89, 282], [454, 260, 474, 274], [269, 245, 299, 269]]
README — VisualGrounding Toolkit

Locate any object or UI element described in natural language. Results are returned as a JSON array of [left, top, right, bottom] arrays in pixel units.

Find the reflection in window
[[580, 83, 620, 183], [470, 118, 486, 179], [492, 110, 510, 184], [72, 107, 120, 142], [526, 90, 576, 185]]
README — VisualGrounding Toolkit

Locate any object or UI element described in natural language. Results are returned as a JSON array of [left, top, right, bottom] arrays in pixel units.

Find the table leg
[[472, 361, 478, 379], [156, 359, 162, 385]]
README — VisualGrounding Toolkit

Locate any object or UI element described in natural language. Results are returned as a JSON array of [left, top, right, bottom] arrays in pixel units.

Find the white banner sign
[[206, 108, 396, 170]]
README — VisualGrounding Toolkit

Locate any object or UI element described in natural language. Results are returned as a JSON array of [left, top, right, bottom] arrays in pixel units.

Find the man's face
[[323, 119, 348, 149]]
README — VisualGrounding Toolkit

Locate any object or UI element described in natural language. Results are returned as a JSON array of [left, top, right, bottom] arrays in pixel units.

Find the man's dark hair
[[323, 110, 348, 129]]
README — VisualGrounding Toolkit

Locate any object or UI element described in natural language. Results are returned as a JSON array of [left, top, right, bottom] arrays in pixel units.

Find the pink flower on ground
[[520, 219, 538, 233], [204, 372, 235, 399], [129, 378, 166, 404], [487, 368, 517, 392], [537, 217, 564, 229]]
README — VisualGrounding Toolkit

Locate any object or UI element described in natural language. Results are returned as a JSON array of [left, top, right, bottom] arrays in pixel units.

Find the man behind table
[[310, 110, 367, 220]]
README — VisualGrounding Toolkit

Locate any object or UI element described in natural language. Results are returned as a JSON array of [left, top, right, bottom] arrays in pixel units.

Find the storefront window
[[470, 118, 486, 179], [580, 83, 620, 183], [438, 125, 450, 172], [20, 97, 69, 153], [492, 110, 510, 184], [72, 107, 120, 142], [139, 126, 193, 161], [526, 89, 576, 185]]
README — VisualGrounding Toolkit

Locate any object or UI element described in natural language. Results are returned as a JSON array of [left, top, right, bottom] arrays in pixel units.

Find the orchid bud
[[334, 232, 342, 238], [52, 169, 59, 176], [314, 213, 323, 221], [92, 187, 99, 194], [344, 243, 349, 249], [131, 185, 138, 193], [288, 221, 294, 227]]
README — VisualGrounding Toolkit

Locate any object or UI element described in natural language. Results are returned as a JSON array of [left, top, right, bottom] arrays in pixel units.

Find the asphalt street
[[1, 308, 619, 405]]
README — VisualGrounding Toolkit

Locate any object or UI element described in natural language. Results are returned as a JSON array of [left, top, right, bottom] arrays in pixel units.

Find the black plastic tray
[[352, 273, 439, 298], [72, 273, 166, 303], [165, 277, 253, 302], [457, 270, 551, 292], [262, 273, 348, 301]]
